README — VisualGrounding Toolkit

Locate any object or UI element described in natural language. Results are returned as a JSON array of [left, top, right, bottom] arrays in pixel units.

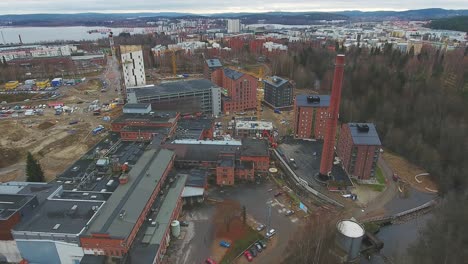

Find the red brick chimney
[[319, 54, 345, 178]]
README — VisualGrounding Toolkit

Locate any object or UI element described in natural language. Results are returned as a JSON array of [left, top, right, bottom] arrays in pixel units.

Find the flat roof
[[236, 121, 273, 131], [164, 143, 238, 162], [223, 68, 244, 80], [128, 79, 217, 98], [121, 126, 170, 133], [186, 169, 207, 187], [84, 149, 174, 239], [113, 112, 178, 124], [171, 139, 241, 145], [13, 199, 103, 234], [206, 59, 222, 68], [263, 76, 289, 88], [120, 45, 142, 54], [123, 103, 151, 109], [0, 194, 34, 220], [348, 123, 381, 146], [177, 118, 213, 130], [337, 220, 365, 238], [295, 94, 331, 108], [182, 186, 204, 198], [240, 138, 269, 157]]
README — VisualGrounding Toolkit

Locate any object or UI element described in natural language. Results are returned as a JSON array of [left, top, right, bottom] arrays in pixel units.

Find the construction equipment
[[158, 48, 181, 76]]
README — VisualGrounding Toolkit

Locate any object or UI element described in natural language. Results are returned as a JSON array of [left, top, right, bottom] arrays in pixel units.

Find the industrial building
[[263, 76, 294, 108], [217, 68, 258, 114], [293, 95, 331, 139], [121, 45, 146, 88], [122, 103, 152, 115], [126, 79, 222, 116], [337, 123, 382, 180], [235, 120, 274, 138], [80, 148, 176, 258], [227, 19, 241, 33]]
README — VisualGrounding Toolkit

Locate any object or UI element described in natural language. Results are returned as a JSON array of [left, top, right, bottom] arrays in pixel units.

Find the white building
[[120, 45, 146, 88], [227, 19, 241, 34], [263, 42, 288, 52]]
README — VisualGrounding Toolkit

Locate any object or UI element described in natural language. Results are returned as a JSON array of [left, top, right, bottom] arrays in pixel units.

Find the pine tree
[[26, 152, 45, 182], [1, 56, 7, 67]]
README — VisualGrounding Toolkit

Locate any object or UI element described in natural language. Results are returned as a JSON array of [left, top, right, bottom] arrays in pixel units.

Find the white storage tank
[[171, 220, 180, 237], [335, 219, 365, 262]]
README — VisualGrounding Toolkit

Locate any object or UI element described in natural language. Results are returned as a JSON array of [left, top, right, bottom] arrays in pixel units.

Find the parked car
[[219, 240, 230, 248], [180, 221, 189, 227], [71, 166, 80, 172], [205, 258, 216, 264], [266, 229, 276, 239], [289, 158, 298, 169], [256, 224, 265, 232], [243, 251, 253, 262], [285, 209, 295, 216], [258, 240, 267, 249], [255, 242, 263, 252], [249, 246, 257, 257], [274, 192, 282, 197]]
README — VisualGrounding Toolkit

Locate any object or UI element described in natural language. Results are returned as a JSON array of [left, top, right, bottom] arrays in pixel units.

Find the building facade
[[263, 76, 294, 108], [204, 59, 223, 81], [337, 123, 382, 180], [227, 19, 241, 34], [219, 68, 257, 114], [121, 45, 146, 88], [293, 95, 330, 140]]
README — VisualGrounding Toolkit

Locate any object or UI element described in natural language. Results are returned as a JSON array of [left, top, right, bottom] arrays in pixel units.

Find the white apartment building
[[120, 45, 146, 88], [227, 19, 241, 34]]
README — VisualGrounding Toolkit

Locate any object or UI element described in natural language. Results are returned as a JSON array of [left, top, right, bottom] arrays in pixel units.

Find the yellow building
[[4, 81, 19, 90], [36, 80, 50, 89]]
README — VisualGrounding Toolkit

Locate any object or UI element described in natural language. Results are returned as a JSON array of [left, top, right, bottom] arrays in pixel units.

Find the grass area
[[363, 222, 380, 234], [271, 175, 285, 186], [369, 184, 386, 192], [221, 228, 263, 264], [375, 166, 386, 185], [288, 191, 301, 205]]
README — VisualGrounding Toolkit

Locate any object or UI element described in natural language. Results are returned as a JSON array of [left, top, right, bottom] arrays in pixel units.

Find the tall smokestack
[[319, 54, 345, 178], [18, 34, 23, 45]]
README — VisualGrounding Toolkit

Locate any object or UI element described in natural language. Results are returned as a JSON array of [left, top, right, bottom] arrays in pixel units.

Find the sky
[[0, 0, 466, 15]]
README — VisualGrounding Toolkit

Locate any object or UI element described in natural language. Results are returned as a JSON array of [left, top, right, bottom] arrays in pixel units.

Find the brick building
[[216, 154, 236, 186], [293, 95, 331, 140], [204, 59, 223, 82], [337, 123, 382, 180], [218, 68, 257, 114], [263, 76, 294, 108]]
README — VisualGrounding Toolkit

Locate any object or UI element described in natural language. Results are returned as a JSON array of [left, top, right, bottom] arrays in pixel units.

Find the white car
[[266, 229, 276, 238]]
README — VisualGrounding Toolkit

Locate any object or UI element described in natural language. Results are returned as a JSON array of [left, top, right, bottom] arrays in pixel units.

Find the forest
[[269, 42, 468, 262], [428, 15, 468, 32]]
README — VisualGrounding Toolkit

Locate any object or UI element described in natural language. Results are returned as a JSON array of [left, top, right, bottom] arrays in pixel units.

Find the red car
[[244, 251, 253, 262], [205, 258, 216, 264]]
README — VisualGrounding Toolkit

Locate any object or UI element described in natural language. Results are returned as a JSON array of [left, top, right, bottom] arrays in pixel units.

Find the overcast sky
[[0, 0, 466, 15]]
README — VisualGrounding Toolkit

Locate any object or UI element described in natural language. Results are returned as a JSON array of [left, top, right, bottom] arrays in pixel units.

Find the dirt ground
[[383, 151, 438, 193], [0, 57, 122, 182]]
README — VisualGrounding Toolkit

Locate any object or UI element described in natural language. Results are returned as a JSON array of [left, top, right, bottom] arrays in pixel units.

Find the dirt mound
[[38, 121, 56, 130], [0, 148, 24, 169]]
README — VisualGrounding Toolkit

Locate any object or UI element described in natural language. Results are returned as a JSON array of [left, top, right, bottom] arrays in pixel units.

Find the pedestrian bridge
[[362, 199, 437, 225]]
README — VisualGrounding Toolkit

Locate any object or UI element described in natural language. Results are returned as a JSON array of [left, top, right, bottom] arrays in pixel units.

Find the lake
[[0, 26, 148, 44]]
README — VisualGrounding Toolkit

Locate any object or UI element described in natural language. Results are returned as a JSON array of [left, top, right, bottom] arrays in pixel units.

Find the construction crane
[[158, 48, 180, 76]]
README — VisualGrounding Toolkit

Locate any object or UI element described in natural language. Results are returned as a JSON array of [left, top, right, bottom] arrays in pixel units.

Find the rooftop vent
[[357, 124, 370, 133], [272, 76, 280, 83], [119, 210, 126, 219], [307, 95, 321, 103], [71, 205, 78, 211], [53, 224, 61, 230]]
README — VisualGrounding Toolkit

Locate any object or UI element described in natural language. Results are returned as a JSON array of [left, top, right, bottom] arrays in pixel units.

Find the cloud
[[0, 0, 466, 14]]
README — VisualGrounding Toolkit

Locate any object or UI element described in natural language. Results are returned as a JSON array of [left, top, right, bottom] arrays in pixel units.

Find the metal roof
[[348, 123, 381, 146], [206, 59, 222, 68], [128, 79, 218, 98], [223, 68, 244, 80], [181, 186, 204, 198], [295, 94, 331, 108], [123, 103, 151, 109], [240, 138, 269, 157], [84, 149, 174, 239]]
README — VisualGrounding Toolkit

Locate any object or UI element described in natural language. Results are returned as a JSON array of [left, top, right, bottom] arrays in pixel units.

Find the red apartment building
[[337, 123, 382, 180], [204, 59, 223, 81], [213, 68, 257, 114], [293, 95, 331, 140], [216, 154, 236, 186]]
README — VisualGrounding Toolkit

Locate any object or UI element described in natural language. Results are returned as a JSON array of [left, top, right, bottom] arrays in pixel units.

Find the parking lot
[[167, 179, 304, 264]]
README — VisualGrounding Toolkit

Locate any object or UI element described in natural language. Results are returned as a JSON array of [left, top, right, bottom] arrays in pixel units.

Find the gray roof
[[223, 68, 244, 80], [240, 138, 269, 157], [128, 79, 217, 98], [206, 59, 222, 68], [263, 76, 288, 88], [186, 169, 208, 187], [163, 144, 238, 162], [84, 149, 174, 239], [123, 103, 150, 109], [13, 199, 104, 234], [348, 123, 381, 146], [0, 194, 34, 220], [130, 174, 187, 263], [295, 94, 331, 108], [113, 112, 178, 124]]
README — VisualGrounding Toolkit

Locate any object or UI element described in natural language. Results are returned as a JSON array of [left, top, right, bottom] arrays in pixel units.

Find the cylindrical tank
[[171, 220, 180, 237], [335, 219, 365, 262]]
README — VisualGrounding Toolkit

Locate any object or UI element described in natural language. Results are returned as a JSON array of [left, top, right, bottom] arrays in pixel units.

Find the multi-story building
[[235, 121, 273, 138], [121, 45, 146, 88], [219, 68, 257, 114], [337, 123, 382, 180], [126, 79, 222, 117], [204, 59, 223, 83], [227, 19, 241, 34], [293, 95, 331, 140], [263, 76, 294, 109]]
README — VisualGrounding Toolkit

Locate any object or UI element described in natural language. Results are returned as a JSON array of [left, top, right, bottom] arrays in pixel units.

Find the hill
[[336, 8, 468, 21], [428, 16, 468, 32]]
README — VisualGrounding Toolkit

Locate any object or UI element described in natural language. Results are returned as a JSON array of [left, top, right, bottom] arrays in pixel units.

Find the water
[[364, 187, 436, 263], [0, 26, 148, 44]]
